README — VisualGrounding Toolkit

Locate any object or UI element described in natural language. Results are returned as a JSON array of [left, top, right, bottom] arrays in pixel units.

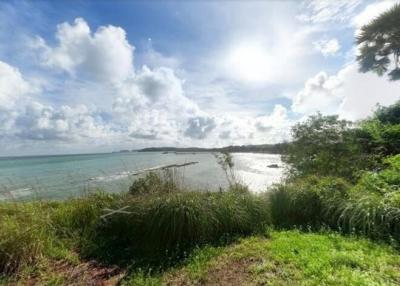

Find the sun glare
[[227, 43, 270, 83]]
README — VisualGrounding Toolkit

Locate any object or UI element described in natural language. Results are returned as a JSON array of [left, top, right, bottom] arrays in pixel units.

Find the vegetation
[[0, 172, 271, 284], [1, 99, 400, 284], [1, 97, 400, 284], [147, 230, 400, 286], [137, 142, 289, 154], [282, 114, 370, 180], [357, 4, 400, 80], [1, 4, 399, 285]]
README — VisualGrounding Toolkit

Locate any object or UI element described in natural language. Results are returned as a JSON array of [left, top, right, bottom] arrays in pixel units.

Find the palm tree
[[357, 4, 400, 80]]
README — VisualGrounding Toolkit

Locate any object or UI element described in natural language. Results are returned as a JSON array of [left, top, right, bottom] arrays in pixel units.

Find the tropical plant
[[283, 113, 369, 180], [357, 4, 400, 80]]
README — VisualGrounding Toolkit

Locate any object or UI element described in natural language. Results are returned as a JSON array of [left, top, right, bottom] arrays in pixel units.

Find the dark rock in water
[[267, 164, 279, 168]]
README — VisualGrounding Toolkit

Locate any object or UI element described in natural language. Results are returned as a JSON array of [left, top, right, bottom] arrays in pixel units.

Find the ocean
[[0, 152, 284, 201]]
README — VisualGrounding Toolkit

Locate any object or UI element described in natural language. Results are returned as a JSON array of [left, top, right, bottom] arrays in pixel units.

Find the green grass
[[125, 230, 400, 286], [0, 172, 270, 283], [1, 168, 400, 285]]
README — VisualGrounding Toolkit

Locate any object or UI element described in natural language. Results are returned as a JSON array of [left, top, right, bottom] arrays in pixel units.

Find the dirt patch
[[166, 257, 258, 286], [14, 260, 125, 286]]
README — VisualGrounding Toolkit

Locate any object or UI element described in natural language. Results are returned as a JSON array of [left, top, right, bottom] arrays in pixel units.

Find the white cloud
[[184, 116, 216, 139], [0, 61, 31, 108], [298, 0, 362, 24], [112, 65, 201, 142], [313, 38, 340, 57], [352, 0, 399, 32], [293, 64, 400, 120], [34, 18, 134, 83], [292, 71, 343, 115], [139, 39, 180, 69], [254, 105, 291, 142], [14, 102, 111, 141], [337, 64, 400, 120]]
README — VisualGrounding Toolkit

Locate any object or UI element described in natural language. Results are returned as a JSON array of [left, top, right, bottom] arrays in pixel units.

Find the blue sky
[[0, 0, 399, 155]]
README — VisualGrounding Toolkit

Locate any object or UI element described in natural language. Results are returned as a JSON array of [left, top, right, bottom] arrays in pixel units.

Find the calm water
[[0, 152, 284, 200]]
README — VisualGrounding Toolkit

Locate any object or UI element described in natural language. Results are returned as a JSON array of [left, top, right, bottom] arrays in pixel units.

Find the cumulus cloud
[[184, 116, 217, 139], [293, 64, 400, 120], [34, 18, 134, 83], [0, 61, 31, 108], [13, 102, 111, 141], [313, 38, 340, 57], [112, 65, 201, 142], [253, 105, 291, 142], [292, 71, 343, 115]]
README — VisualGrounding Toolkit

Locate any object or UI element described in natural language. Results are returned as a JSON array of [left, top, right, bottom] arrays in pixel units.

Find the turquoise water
[[0, 152, 283, 200]]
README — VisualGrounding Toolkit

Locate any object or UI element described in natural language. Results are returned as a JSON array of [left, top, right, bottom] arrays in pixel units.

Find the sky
[[0, 0, 399, 156]]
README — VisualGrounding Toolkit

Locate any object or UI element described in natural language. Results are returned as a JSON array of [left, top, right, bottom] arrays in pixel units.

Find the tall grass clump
[[332, 155, 400, 242], [269, 155, 400, 244], [0, 203, 55, 274], [268, 176, 350, 229], [50, 192, 116, 239], [84, 171, 270, 265]]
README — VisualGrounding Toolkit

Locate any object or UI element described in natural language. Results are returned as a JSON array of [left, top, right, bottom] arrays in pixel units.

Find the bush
[[283, 114, 369, 181], [334, 155, 400, 241], [85, 189, 270, 265], [269, 176, 351, 229], [129, 171, 180, 196], [270, 156, 400, 244]]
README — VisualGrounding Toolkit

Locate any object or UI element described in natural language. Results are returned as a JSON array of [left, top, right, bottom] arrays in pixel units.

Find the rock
[[267, 164, 279, 168]]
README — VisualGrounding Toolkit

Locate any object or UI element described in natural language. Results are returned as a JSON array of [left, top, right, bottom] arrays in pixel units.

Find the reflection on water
[[0, 152, 284, 200], [233, 153, 284, 192]]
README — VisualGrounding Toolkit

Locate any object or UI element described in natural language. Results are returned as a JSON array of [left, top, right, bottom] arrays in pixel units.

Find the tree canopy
[[357, 4, 400, 80]]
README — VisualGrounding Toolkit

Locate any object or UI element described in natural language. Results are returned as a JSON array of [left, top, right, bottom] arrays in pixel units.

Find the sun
[[226, 43, 270, 83]]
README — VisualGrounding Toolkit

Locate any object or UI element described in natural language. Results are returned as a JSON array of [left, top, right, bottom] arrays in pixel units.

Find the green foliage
[[129, 171, 179, 196], [357, 4, 400, 80], [271, 155, 400, 243], [50, 192, 116, 249], [261, 231, 400, 285], [86, 189, 270, 265], [333, 155, 400, 241], [135, 231, 400, 285], [375, 101, 400, 125], [269, 176, 350, 228], [360, 102, 400, 157], [283, 113, 368, 180], [0, 203, 58, 274]]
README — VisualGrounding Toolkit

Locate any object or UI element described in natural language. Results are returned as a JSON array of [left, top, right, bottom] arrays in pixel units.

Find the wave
[[89, 162, 199, 183], [0, 187, 33, 200], [89, 171, 132, 183]]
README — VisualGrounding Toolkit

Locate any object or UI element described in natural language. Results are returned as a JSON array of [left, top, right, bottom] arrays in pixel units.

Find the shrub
[[333, 155, 400, 241], [85, 189, 270, 265], [271, 156, 400, 244], [269, 176, 351, 229], [283, 114, 369, 181], [129, 171, 180, 196]]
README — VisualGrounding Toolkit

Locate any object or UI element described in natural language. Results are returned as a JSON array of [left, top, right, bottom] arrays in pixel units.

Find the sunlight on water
[[232, 153, 284, 192]]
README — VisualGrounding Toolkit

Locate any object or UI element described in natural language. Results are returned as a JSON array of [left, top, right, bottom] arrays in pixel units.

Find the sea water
[[0, 152, 284, 200]]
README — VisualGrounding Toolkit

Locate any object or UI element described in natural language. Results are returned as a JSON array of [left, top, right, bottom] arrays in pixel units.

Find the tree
[[360, 101, 400, 157], [356, 4, 400, 80], [283, 114, 368, 180]]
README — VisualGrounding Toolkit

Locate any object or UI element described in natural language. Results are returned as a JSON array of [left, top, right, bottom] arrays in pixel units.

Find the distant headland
[[135, 143, 289, 154]]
